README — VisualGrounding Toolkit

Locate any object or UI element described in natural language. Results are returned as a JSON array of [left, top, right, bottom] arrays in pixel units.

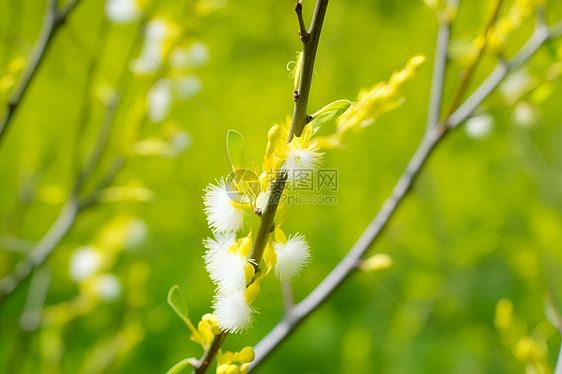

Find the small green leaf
[[167, 285, 189, 325], [309, 100, 352, 130], [226, 130, 245, 170], [165, 358, 198, 374]]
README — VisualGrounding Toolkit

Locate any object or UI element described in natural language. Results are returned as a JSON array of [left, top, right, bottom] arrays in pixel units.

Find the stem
[[249, 14, 560, 372], [440, 0, 503, 128], [555, 336, 562, 374], [426, 5, 455, 128], [288, 0, 329, 142], [194, 333, 228, 374], [0, 199, 79, 302], [250, 172, 287, 267], [281, 283, 295, 314], [0, 0, 83, 148], [192, 1, 330, 372]]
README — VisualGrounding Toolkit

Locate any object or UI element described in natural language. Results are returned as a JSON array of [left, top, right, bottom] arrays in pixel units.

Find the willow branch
[[288, 0, 329, 141], [191, 1, 330, 373], [250, 15, 561, 371], [0, 0, 83, 147], [193, 333, 228, 374]]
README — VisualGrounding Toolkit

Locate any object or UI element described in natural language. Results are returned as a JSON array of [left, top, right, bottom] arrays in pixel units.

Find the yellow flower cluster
[[487, 0, 542, 52], [0, 55, 25, 93], [190, 313, 222, 349], [216, 346, 255, 374], [311, 55, 425, 149], [494, 298, 552, 373]]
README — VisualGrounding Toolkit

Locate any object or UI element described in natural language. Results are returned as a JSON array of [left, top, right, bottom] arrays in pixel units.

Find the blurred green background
[[1, 0, 562, 373]]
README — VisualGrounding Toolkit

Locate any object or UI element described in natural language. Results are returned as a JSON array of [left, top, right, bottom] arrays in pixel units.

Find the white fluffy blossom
[[204, 234, 252, 292], [130, 19, 170, 74], [203, 233, 236, 262], [124, 218, 148, 250], [212, 290, 255, 333], [203, 178, 245, 233], [147, 79, 172, 122], [500, 70, 530, 103], [465, 114, 493, 139], [92, 274, 122, 302], [170, 42, 209, 69], [282, 144, 323, 183], [512, 102, 537, 127], [274, 233, 311, 283], [105, 0, 140, 24], [174, 75, 202, 99], [70, 246, 101, 282]]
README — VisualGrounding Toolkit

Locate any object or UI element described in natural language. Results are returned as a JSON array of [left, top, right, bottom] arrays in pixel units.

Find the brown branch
[[193, 333, 228, 374], [295, 0, 309, 42], [288, 0, 329, 142]]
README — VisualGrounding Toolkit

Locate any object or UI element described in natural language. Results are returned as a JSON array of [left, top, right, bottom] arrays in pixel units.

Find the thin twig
[[281, 283, 295, 314], [0, 199, 79, 301], [193, 333, 228, 374], [288, 0, 329, 141], [249, 15, 560, 372], [0, 0, 83, 147], [19, 265, 52, 332], [295, 1, 309, 42], [440, 0, 503, 128], [426, 1, 458, 128]]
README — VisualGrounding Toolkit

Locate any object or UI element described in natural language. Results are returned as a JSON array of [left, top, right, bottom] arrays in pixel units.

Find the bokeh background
[[1, 0, 562, 373]]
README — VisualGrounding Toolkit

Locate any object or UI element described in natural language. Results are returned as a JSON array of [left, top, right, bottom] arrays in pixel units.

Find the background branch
[[250, 15, 560, 371], [0, 0, 83, 147], [0, 15, 145, 304], [426, 1, 458, 128]]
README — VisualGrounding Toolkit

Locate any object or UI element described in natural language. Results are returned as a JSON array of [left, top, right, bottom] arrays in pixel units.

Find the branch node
[[293, 90, 299, 101], [295, 0, 309, 42], [299, 31, 310, 42]]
